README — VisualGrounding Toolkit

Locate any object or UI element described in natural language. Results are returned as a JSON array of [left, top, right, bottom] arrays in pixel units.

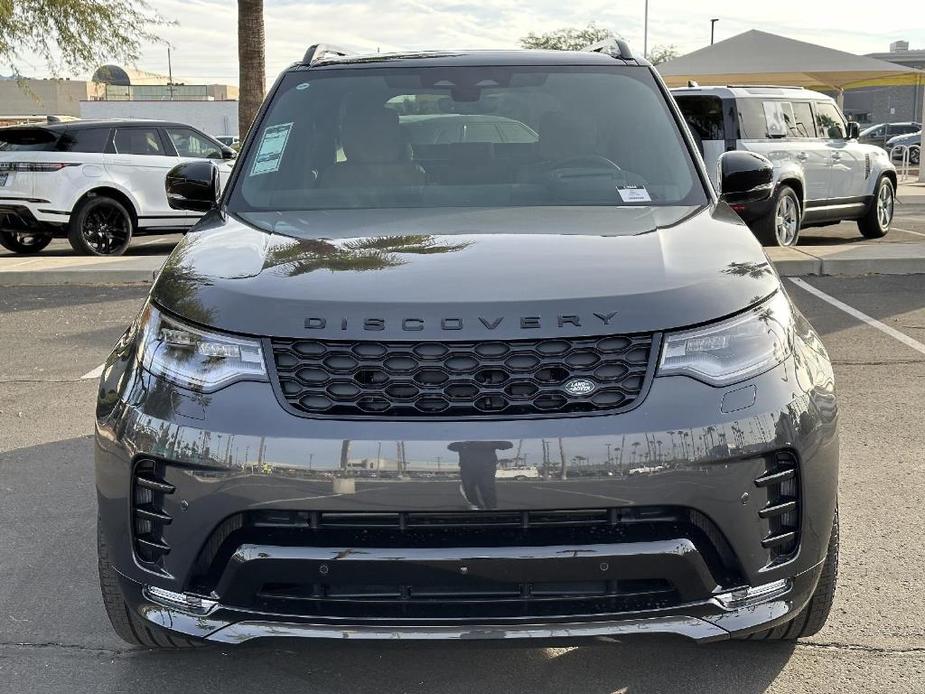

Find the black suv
[[95, 43, 839, 647]]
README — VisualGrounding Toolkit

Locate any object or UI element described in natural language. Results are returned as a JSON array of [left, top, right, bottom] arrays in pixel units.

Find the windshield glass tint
[[228, 65, 706, 213]]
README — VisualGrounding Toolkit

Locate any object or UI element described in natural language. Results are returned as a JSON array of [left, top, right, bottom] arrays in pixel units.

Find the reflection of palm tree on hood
[[264, 235, 472, 277], [157, 242, 217, 326], [722, 261, 772, 279]]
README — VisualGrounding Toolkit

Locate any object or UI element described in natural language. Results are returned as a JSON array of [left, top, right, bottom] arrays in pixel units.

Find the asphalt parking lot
[[1, 274, 923, 692]]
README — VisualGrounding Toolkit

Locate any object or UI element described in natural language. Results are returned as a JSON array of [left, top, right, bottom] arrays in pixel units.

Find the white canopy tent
[[657, 30, 925, 181], [657, 30, 925, 95]]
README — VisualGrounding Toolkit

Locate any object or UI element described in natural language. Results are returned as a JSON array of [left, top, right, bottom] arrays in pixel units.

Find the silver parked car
[[673, 85, 897, 246]]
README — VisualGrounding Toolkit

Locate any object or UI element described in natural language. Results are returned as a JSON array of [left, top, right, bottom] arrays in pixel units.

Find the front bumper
[[95, 315, 838, 643], [114, 561, 823, 643]]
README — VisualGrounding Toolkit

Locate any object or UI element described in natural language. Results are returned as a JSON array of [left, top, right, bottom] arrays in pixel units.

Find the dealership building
[[843, 41, 925, 124], [0, 65, 239, 137]]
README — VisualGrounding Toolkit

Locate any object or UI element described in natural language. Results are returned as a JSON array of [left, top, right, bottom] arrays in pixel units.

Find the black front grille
[[254, 578, 680, 620], [270, 334, 656, 418], [190, 506, 745, 600], [755, 450, 801, 563], [131, 459, 174, 564]]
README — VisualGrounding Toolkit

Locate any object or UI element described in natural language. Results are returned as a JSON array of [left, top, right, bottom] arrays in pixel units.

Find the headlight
[[137, 304, 267, 392], [657, 292, 793, 386]]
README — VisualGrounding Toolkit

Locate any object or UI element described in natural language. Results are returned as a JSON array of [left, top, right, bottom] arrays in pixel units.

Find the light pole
[[166, 42, 176, 100], [643, 0, 649, 58], [710, 18, 719, 45]]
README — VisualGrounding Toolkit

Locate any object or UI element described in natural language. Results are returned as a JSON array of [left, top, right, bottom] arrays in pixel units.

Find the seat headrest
[[342, 108, 408, 164]]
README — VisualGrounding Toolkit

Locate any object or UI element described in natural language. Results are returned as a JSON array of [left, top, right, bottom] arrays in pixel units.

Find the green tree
[[237, 0, 265, 138], [0, 0, 162, 76], [520, 23, 616, 51], [648, 44, 679, 65]]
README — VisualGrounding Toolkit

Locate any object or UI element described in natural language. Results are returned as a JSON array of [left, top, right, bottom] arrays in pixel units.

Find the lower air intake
[[131, 459, 174, 564], [755, 450, 801, 564]]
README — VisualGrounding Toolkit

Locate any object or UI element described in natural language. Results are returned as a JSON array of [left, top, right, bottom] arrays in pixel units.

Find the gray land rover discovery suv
[[95, 42, 839, 647]]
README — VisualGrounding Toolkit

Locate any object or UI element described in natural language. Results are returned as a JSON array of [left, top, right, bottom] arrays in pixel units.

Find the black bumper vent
[[269, 333, 656, 418], [254, 578, 680, 620], [190, 506, 745, 599], [132, 459, 174, 563], [755, 450, 800, 563]]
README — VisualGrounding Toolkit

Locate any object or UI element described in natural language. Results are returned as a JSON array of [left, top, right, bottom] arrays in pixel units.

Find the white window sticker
[[250, 122, 293, 176], [617, 185, 652, 203]]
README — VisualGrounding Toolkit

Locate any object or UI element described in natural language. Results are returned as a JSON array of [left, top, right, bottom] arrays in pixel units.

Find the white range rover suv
[[0, 119, 235, 255], [672, 86, 897, 246]]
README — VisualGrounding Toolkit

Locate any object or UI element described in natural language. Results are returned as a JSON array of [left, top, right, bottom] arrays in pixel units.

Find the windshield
[[227, 65, 707, 214]]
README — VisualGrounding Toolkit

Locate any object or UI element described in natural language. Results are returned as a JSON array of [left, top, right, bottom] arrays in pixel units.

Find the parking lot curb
[[0, 268, 159, 286], [0, 256, 164, 286], [764, 248, 822, 276]]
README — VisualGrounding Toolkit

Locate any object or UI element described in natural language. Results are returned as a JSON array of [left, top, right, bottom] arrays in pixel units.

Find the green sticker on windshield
[[250, 122, 293, 176]]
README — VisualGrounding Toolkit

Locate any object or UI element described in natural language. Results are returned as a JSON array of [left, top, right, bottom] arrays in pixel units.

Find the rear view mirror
[[718, 151, 773, 205], [166, 160, 220, 212]]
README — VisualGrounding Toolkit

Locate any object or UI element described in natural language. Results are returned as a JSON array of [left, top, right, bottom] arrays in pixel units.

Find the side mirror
[[718, 151, 773, 205], [846, 122, 860, 140], [221, 145, 237, 160], [166, 160, 220, 212]]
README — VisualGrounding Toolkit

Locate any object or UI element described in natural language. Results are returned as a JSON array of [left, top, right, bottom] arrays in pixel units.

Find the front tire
[[0, 230, 53, 254], [858, 176, 894, 239], [97, 519, 203, 649], [754, 185, 801, 247], [68, 195, 134, 256], [741, 507, 839, 641]]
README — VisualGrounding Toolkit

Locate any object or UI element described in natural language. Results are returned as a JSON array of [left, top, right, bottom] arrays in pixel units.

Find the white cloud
[[14, 0, 925, 84]]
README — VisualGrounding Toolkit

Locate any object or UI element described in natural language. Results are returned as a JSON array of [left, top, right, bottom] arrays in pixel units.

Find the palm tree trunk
[[237, 0, 266, 138]]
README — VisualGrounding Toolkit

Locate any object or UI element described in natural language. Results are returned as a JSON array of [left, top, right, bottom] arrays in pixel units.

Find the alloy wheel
[[876, 182, 894, 230], [82, 202, 131, 254], [775, 195, 799, 246]]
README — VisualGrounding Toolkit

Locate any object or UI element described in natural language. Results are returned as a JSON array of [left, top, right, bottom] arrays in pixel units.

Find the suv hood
[[153, 205, 779, 340]]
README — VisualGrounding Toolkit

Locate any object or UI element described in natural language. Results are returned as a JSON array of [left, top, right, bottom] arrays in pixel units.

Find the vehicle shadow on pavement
[[101, 637, 796, 693]]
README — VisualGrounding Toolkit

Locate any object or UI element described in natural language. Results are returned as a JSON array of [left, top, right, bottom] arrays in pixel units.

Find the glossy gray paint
[[150, 204, 777, 341]]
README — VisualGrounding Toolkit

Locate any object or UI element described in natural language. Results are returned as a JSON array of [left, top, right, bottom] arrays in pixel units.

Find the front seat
[[318, 108, 426, 188]]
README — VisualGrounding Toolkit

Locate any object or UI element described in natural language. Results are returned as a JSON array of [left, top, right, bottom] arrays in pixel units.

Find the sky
[[12, 0, 925, 85]]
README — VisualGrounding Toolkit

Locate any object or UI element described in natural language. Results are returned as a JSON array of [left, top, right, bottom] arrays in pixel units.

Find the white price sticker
[[250, 122, 293, 176], [617, 185, 652, 203]]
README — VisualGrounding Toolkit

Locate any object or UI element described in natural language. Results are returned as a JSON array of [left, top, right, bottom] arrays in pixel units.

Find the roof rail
[[302, 43, 350, 66], [582, 37, 634, 61], [726, 84, 806, 90]]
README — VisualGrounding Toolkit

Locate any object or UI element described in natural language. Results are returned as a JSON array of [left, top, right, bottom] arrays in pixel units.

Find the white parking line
[[81, 364, 105, 379], [892, 226, 925, 238], [138, 238, 169, 246], [789, 278, 925, 356]]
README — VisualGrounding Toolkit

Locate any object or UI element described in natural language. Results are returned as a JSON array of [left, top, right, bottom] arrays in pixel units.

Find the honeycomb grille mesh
[[270, 334, 654, 418]]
